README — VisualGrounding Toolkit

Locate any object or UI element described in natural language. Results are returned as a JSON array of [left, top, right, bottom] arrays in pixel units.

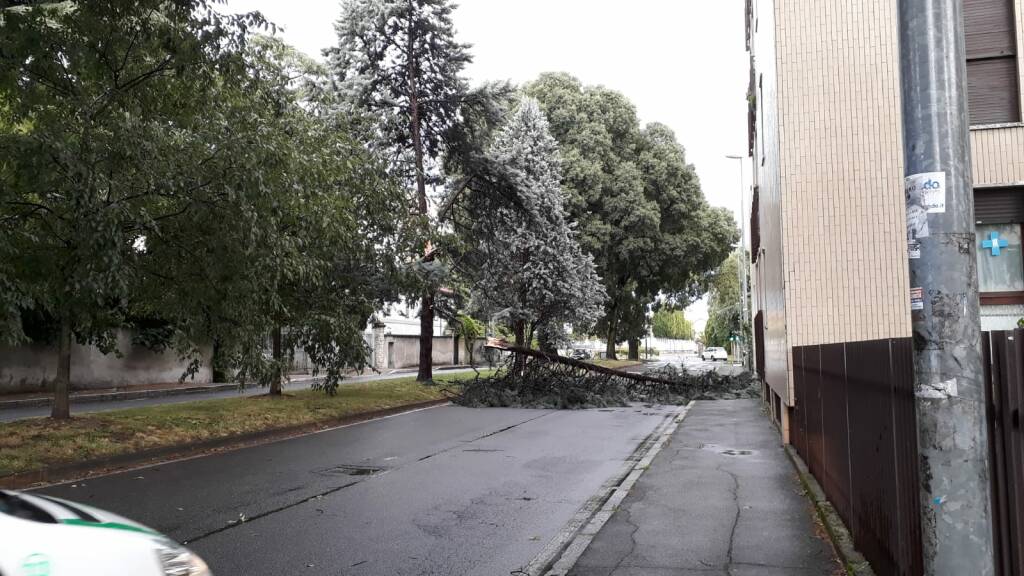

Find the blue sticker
[[983, 231, 1009, 256]]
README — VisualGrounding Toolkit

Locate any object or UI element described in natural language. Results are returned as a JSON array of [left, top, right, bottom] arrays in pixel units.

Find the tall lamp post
[[726, 154, 750, 370]]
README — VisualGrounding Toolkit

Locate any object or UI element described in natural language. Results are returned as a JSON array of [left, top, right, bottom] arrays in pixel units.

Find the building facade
[[749, 0, 1024, 440]]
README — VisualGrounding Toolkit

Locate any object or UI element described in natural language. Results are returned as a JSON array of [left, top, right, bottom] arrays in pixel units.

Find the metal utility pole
[[727, 154, 750, 371], [897, 0, 994, 574]]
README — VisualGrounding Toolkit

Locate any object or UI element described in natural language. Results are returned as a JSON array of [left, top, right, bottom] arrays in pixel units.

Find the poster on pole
[[906, 172, 945, 242], [906, 172, 946, 214]]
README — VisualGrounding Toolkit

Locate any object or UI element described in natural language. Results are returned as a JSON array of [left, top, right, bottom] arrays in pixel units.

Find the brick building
[[748, 0, 1024, 439], [747, 1, 1024, 573]]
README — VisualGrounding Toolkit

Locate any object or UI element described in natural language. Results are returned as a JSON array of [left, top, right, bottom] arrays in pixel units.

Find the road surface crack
[[180, 480, 361, 545], [609, 506, 641, 574], [720, 465, 741, 575], [417, 413, 552, 462]]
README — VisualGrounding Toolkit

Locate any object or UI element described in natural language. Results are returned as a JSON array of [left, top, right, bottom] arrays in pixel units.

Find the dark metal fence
[[983, 329, 1024, 576], [791, 338, 923, 576], [754, 311, 765, 382]]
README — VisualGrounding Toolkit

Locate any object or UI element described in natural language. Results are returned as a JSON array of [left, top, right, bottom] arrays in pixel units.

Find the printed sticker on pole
[[910, 287, 924, 311], [905, 172, 945, 242], [906, 172, 946, 213]]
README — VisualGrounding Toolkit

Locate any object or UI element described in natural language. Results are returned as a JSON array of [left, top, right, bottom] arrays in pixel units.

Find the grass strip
[[589, 359, 644, 369], [0, 371, 491, 478]]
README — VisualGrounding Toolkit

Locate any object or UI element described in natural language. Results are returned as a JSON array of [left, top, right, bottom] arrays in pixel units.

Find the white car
[[701, 347, 729, 362], [0, 490, 211, 576]]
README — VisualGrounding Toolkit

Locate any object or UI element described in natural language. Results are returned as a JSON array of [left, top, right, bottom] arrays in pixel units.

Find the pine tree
[[328, 0, 472, 382], [471, 98, 605, 348]]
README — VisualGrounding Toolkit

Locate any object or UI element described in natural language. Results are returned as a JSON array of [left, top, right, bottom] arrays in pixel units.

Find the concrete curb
[[0, 398, 451, 491], [784, 445, 876, 576], [518, 401, 695, 576], [0, 382, 254, 410], [0, 368, 476, 410]]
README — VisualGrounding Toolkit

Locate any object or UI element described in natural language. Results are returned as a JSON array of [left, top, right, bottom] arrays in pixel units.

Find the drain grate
[[315, 465, 387, 477]]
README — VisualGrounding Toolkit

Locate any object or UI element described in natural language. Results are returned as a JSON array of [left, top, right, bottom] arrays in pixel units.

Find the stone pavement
[[569, 399, 843, 576]]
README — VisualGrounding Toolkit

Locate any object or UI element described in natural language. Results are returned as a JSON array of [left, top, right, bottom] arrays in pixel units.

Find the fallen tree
[[449, 340, 758, 409]]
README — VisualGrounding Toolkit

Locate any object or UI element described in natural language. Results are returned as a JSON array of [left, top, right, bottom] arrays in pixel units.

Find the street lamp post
[[726, 154, 750, 371]]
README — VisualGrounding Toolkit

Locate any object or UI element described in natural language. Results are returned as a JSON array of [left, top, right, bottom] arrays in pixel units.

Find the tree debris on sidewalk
[[450, 343, 758, 409]]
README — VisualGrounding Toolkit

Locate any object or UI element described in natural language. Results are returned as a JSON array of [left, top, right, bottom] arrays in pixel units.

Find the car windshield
[[0, 492, 55, 523]]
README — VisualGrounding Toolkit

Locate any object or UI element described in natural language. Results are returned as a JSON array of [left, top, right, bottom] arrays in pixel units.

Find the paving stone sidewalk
[[569, 399, 844, 576]]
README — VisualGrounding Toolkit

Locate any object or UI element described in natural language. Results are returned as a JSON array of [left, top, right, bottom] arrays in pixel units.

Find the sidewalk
[[568, 399, 843, 576]]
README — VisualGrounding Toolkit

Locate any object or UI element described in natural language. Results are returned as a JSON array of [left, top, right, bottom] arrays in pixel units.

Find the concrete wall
[[381, 335, 487, 370], [752, 0, 1024, 410], [751, 0, 791, 404], [0, 330, 213, 394]]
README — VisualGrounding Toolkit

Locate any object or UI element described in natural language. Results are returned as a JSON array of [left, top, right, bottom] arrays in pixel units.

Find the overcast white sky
[[229, 0, 750, 333]]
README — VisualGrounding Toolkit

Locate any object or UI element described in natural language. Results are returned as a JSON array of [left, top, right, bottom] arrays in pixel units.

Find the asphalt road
[[38, 403, 678, 576], [0, 367, 481, 423]]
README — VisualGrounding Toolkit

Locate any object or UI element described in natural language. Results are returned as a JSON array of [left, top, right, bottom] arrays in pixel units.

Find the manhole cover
[[315, 465, 386, 477], [721, 449, 753, 456]]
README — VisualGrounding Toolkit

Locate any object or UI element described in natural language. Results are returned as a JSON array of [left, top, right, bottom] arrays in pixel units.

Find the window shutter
[[963, 0, 1020, 124], [975, 187, 1024, 224], [964, 0, 1016, 58], [968, 58, 1022, 124]]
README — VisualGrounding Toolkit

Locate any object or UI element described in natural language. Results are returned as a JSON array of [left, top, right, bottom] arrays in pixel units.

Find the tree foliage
[[0, 1, 405, 415], [652, 309, 694, 340], [703, 250, 749, 348], [523, 73, 737, 358], [328, 0, 480, 381], [452, 314, 484, 366], [466, 98, 604, 348]]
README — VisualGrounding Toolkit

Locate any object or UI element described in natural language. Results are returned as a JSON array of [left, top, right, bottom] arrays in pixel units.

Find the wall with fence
[[376, 335, 487, 371], [0, 330, 213, 394], [984, 330, 1024, 576], [790, 338, 922, 576]]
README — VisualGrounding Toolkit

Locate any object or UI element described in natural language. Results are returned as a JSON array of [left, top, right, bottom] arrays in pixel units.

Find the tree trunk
[[628, 338, 640, 361], [417, 291, 434, 381], [51, 317, 72, 419], [407, 16, 434, 384], [605, 320, 618, 360], [270, 325, 283, 396], [513, 320, 527, 375], [211, 337, 226, 383]]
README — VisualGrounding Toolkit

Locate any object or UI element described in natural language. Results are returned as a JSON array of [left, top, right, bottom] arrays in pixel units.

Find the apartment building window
[[964, 0, 1021, 124], [976, 188, 1024, 304], [978, 224, 1024, 291]]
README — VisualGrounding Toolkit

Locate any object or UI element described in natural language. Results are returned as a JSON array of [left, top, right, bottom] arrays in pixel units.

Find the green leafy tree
[[328, 0, 473, 382], [0, 2, 406, 419], [703, 250, 749, 349], [524, 73, 737, 359], [233, 38, 407, 395], [652, 309, 694, 340], [0, 0, 276, 418], [453, 314, 484, 367]]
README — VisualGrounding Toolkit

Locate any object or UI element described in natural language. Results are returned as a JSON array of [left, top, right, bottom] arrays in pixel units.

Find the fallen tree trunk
[[485, 338, 680, 387]]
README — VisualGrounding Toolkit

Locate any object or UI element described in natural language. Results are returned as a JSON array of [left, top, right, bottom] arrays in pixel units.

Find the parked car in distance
[[570, 349, 592, 360], [0, 490, 212, 576], [701, 347, 729, 362]]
